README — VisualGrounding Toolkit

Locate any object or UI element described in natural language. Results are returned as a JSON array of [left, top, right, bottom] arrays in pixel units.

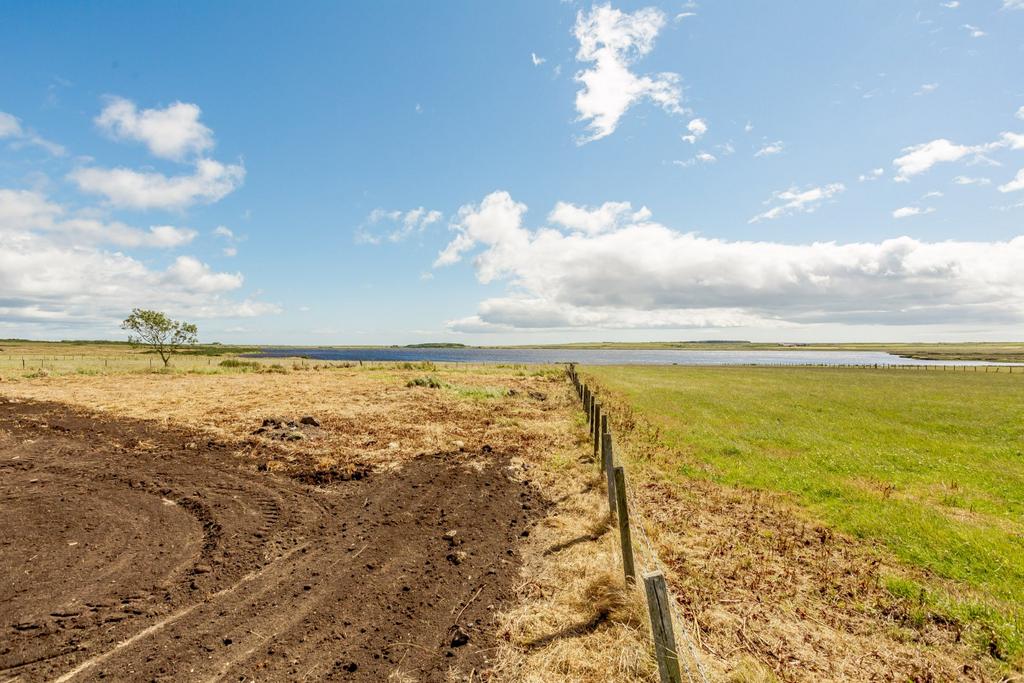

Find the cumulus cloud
[[748, 183, 844, 223], [573, 4, 682, 142], [0, 110, 66, 156], [356, 206, 443, 244], [999, 169, 1024, 193], [1016, 106, 1024, 120], [754, 141, 784, 157], [69, 158, 245, 210], [859, 168, 884, 182], [0, 188, 196, 248], [433, 191, 1024, 333], [681, 118, 707, 143], [434, 191, 527, 269], [96, 97, 214, 160], [0, 188, 277, 330], [548, 200, 650, 234], [914, 83, 939, 95], [962, 23, 986, 37], [531, 53, 546, 66]]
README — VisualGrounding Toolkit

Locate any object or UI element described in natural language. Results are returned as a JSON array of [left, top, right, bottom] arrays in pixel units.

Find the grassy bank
[[585, 365, 1024, 670]]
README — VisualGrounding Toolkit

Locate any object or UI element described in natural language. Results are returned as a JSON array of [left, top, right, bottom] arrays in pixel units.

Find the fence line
[[566, 363, 710, 683]]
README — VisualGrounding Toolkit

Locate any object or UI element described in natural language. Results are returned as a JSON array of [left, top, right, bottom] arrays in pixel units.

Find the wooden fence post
[[644, 570, 683, 683], [613, 466, 636, 584], [593, 402, 602, 459], [602, 432, 616, 518]]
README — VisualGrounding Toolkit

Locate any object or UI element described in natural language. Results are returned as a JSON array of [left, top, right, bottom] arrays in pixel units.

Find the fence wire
[[569, 365, 711, 683]]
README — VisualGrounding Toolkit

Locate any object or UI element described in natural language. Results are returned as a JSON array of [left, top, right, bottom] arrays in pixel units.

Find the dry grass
[[491, 429, 658, 682], [0, 364, 567, 476]]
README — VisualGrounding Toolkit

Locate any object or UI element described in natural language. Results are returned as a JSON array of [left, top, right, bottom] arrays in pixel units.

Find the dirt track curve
[[0, 397, 542, 681]]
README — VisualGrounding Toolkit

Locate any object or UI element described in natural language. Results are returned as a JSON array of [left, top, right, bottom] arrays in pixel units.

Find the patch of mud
[[0, 397, 543, 681]]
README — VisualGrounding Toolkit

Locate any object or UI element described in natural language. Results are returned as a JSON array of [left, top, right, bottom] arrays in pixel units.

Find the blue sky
[[2, 1, 1024, 344]]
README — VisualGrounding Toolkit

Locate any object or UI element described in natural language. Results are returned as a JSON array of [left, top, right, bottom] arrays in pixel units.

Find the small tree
[[122, 309, 198, 367]]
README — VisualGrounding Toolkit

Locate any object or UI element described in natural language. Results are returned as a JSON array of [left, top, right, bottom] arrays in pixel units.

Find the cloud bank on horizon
[[431, 190, 1024, 333]]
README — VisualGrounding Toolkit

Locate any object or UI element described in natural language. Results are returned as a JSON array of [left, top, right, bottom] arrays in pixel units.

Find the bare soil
[[0, 397, 543, 682]]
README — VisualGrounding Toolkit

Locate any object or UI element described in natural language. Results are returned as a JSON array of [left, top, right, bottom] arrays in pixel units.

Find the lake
[[246, 348, 1013, 367]]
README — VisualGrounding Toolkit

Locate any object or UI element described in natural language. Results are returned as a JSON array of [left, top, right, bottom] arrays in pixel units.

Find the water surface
[[247, 347, 1014, 366]]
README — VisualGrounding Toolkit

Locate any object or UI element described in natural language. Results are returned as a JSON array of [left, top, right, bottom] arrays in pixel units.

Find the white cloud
[[95, 97, 214, 161], [749, 183, 845, 223], [999, 131, 1024, 150], [0, 110, 66, 156], [675, 12, 696, 21], [893, 133, 1024, 181], [0, 111, 21, 138], [531, 53, 546, 66], [681, 117, 707, 143], [999, 169, 1024, 193], [213, 225, 235, 239], [922, 190, 944, 199], [357, 206, 443, 244], [548, 200, 650, 234], [69, 158, 245, 210], [953, 175, 991, 185], [573, 4, 682, 142], [892, 206, 935, 219], [434, 191, 1024, 332], [223, 246, 238, 257], [941, 1, 959, 7], [754, 141, 784, 157], [0, 188, 195, 248], [914, 83, 939, 95], [165, 255, 243, 292], [673, 152, 717, 167], [434, 191, 527, 269], [962, 23, 986, 37], [1003, 0, 1024, 9], [744, 121, 753, 133], [859, 168, 885, 182], [893, 139, 973, 180], [0, 188, 276, 329], [1016, 106, 1024, 120]]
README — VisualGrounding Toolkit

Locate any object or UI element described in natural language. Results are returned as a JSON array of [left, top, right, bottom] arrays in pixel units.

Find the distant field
[[586, 365, 1024, 669]]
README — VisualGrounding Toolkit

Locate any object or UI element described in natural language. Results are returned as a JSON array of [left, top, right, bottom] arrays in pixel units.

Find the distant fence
[[566, 363, 710, 683]]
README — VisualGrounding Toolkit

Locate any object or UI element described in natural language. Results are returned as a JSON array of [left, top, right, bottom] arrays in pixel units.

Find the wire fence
[[567, 363, 710, 683]]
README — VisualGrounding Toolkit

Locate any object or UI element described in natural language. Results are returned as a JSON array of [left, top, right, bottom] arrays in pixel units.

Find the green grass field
[[585, 365, 1024, 666]]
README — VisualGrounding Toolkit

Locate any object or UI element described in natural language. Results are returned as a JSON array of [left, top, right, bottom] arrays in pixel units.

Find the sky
[[2, 1, 1024, 345]]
